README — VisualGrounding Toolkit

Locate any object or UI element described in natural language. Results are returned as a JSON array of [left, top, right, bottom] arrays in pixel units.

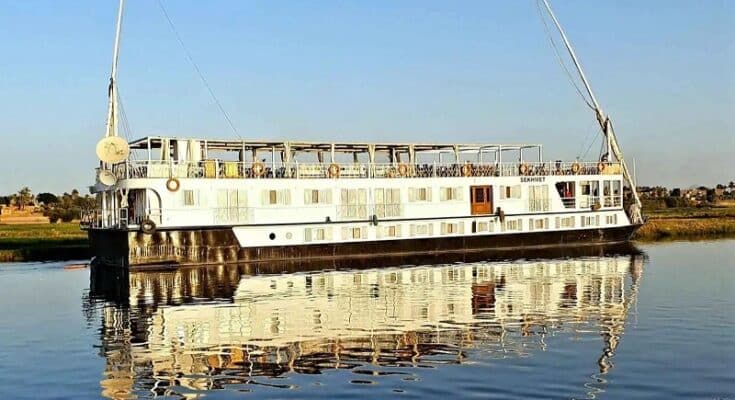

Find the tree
[[16, 187, 33, 210], [670, 188, 681, 197], [36, 192, 58, 205]]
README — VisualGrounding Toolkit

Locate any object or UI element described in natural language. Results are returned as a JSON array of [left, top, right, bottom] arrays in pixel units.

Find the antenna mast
[[105, 0, 125, 138], [540, 0, 642, 212]]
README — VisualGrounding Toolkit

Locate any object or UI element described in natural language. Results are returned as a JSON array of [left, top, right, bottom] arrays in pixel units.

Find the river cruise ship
[[82, 0, 644, 268]]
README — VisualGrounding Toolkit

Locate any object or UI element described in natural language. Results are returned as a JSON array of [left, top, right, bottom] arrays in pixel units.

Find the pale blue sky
[[0, 0, 732, 194]]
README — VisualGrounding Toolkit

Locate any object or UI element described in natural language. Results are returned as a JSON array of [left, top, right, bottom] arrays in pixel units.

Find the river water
[[0, 240, 733, 399]]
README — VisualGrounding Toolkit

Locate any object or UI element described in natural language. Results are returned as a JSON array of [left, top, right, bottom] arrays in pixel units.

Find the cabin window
[[440, 187, 463, 201], [377, 224, 402, 239], [304, 227, 332, 242], [375, 188, 402, 218], [304, 189, 332, 205], [529, 218, 549, 231], [215, 189, 248, 223], [262, 189, 291, 206], [581, 215, 600, 227], [555, 216, 575, 229], [410, 223, 434, 236], [501, 218, 522, 232], [473, 220, 493, 233], [182, 190, 199, 206], [606, 214, 618, 225], [440, 222, 464, 235], [338, 188, 368, 219], [528, 185, 550, 211], [499, 185, 521, 200], [408, 187, 432, 202], [341, 226, 367, 240]]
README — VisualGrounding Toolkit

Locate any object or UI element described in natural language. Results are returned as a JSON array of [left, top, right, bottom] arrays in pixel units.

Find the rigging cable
[[535, 0, 595, 111], [156, 0, 242, 139]]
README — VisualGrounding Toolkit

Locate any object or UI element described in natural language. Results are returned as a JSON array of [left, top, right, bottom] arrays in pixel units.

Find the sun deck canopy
[[127, 136, 544, 163]]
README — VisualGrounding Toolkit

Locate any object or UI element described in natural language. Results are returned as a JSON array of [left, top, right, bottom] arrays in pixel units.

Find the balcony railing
[[107, 160, 622, 181]]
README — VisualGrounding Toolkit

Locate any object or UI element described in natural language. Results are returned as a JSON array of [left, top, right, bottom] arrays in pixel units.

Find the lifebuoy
[[397, 163, 409, 177], [597, 162, 606, 173], [166, 177, 180, 192], [571, 162, 581, 174], [140, 219, 156, 235], [518, 163, 529, 176], [327, 163, 340, 178], [252, 161, 266, 177], [461, 163, 473, 177]]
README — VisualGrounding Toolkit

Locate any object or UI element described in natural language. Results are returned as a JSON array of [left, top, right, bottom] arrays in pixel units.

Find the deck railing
[[109, 160, 622, 181]]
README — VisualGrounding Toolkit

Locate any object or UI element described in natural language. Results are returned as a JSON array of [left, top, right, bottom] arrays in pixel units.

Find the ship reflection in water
[[89, 244, 645, 399]]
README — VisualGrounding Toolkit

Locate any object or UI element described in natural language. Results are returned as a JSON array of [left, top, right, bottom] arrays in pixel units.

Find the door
[[470, 185, 493, 215]]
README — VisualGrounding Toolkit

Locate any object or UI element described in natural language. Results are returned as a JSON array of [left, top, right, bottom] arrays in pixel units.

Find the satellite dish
[[98, 170, 118, 186], [96, 136, 130, 163]]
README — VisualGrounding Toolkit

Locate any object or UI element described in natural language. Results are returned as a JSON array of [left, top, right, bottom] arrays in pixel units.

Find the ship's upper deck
[[108, 136, 621, 181]]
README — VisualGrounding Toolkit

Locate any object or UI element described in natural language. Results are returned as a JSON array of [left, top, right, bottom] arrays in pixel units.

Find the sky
[[0, 0, 732, 195]]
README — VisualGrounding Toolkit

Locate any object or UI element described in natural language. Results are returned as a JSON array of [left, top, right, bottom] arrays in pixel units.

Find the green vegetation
[[633, 217, 735, 241], [633, 204, 735, 241], [0, 223, 88, 262]]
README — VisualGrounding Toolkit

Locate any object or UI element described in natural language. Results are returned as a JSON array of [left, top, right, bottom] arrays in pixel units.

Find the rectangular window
[[375, 188, 402, 218], [440, 187, 463, 201], [503, 219, 522, 232], [555, 181, 576, 208], [408, 187, 432, 202], [580, 181, 600, 208], [581, 215, 600, 227], [410, 223, 434, 237], [528, 185, 550, 211], [214, 189, 248, 223], [338, 188, 368, 219], [304, 189, 332, 205], [440, 222, 464, 235], [499, 185, 521, 200], [341, 226, 367, 240], [304, 227, 332, 242], [182, 189, 198, 206], [262, 189, 291, 206], [606, 214, 618, 225], [377, 224, 402, 239], [529, 218, 548, 231], [555, 216, 575, 229]]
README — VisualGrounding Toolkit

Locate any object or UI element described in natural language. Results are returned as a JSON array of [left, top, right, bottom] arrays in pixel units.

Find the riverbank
[[0, 223, 88, 262], [632, 206, 735, 241]]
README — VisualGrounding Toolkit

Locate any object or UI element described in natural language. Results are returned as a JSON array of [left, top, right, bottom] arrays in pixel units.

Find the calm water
[[0, 241, 733, 399]]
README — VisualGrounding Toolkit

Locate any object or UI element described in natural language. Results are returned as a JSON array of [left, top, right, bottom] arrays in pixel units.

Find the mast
[[540, 0, 642, 212], [105, 0, 125, 138]]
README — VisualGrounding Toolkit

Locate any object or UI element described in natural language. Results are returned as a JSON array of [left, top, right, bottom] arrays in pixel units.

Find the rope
[[535, 0, 595, 110], [156, 0, 242, 139]]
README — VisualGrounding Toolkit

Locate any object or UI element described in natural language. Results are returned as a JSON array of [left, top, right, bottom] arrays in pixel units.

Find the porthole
[[269, 232, 276, 240], [285, 232, 293, 239]]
